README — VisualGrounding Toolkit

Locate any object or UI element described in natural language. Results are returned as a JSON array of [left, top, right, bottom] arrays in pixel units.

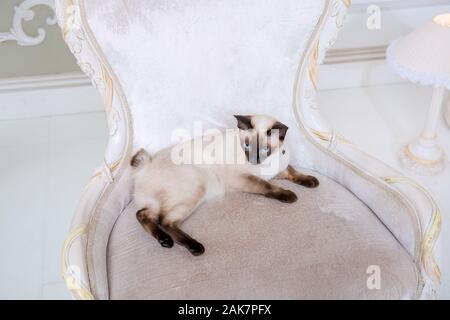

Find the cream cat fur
[[131, 115, 319, 255]]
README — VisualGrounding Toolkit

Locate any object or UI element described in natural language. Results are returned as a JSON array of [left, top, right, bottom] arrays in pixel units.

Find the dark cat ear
[[234, 115, 253, 130], [271, 121, 289, 141]]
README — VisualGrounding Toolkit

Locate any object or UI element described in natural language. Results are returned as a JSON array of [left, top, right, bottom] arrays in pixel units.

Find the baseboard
[[324, 46, 386, 65]]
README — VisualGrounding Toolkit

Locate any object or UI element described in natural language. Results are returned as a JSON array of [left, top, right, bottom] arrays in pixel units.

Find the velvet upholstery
[[84, 0, 326, 162], [107, 170, 419, 300]]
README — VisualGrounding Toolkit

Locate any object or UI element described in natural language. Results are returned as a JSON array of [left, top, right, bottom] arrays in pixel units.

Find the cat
[[131, 115, 319, 256]]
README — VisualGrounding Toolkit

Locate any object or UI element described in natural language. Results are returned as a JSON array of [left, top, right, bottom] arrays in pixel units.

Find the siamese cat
[[131, 115, 319, 256]]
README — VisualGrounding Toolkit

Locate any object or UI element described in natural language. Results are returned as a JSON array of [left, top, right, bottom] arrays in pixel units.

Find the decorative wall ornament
[[0, 0, 57, 46]]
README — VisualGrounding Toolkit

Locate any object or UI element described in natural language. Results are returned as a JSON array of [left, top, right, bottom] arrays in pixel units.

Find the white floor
[[0, 112, 107, 299], [0, 83, 448, 299]]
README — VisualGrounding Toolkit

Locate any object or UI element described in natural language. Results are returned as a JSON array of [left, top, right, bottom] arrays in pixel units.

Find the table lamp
[[387, 13, 450, 174]]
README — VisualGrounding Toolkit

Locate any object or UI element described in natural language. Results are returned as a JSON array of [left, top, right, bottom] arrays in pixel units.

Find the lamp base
[[445, 99, 450, 128], [401, 140, 445, 175]]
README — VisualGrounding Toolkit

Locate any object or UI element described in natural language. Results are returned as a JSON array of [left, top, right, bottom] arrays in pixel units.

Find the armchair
[[57, 0, 441, 299]]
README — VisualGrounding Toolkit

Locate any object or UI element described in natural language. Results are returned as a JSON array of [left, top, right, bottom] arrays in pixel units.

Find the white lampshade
[[387, 13, 450, 89]]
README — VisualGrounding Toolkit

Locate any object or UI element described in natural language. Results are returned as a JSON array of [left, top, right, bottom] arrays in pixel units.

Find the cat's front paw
[[296, 175, 319, 188], [188, 241, 205, 256], [266, 189, 298, 203]]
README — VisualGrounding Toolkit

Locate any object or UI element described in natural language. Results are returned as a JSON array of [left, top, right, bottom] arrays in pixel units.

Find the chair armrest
[[56, 0, 133, 299], [292, 0, 441, 298]]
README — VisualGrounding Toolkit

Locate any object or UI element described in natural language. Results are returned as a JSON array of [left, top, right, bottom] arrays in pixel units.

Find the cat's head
[[234, 115, 288, 165]]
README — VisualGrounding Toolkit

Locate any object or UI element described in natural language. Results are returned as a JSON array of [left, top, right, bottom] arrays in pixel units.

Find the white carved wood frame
[[0, 0, 57, 46]]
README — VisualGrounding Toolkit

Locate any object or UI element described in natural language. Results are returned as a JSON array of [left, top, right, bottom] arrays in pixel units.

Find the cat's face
[[234, 115, 288, 165]]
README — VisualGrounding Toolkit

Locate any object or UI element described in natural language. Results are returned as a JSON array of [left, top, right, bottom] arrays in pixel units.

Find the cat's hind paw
[[295, 175, 319, 188], [188, 241, 205, 256], [266, 189, 298, 203]]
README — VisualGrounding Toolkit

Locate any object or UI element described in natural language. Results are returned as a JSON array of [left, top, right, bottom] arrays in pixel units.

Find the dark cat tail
[[130, 148, 152, 168]]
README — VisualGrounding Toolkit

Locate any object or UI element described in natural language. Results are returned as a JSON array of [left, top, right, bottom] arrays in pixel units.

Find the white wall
[[0, 112, 108, 299], [334, 0, 450, 51], [3, 0, 449, 119], [318, 0, 450, 90]]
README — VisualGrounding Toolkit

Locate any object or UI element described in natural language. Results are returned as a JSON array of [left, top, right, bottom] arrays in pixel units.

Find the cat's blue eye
[[243, 143, 251, 151], [260, 146, 269, 153]]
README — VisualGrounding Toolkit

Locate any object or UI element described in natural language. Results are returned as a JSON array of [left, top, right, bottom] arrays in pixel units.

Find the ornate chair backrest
[[56, 0, 351, 168], [56, 1, 371, 300]]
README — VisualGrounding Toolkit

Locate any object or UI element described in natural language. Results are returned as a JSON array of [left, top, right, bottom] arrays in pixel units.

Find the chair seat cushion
[[107, 170, 420, 299]]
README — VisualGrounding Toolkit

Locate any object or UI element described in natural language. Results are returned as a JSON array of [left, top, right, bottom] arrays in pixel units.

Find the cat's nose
[[248, 152, 259, 165]]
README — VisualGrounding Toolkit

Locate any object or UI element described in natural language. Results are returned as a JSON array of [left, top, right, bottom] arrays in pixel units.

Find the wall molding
[[0, 72, 91, 92], [350, 0, 450, 12], [0, 0, 57, 46], [324, 45, 387, 64]]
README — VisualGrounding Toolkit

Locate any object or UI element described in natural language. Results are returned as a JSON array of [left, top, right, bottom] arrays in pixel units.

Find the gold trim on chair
[[62, 2, 74, 39], [87, 160, 121, 185], [56, 0, 134, 299], [61, 225, 95, 300], [308, 41, 320, 90], [293, 0, 437, 299], [76, 0, 135, 299], [382, 176, 442, 284], [342, 0, 352, 8], [310, 128, 353, 145], [100, 64, 114, 113]]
